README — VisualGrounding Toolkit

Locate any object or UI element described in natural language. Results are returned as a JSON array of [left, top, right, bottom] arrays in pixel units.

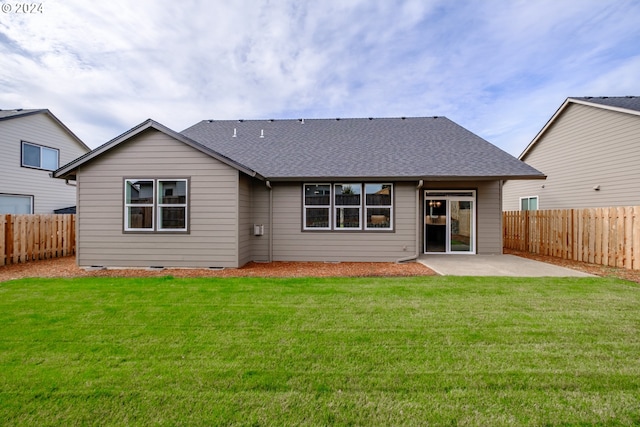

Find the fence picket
[[0, 214, 76, 267], [504, 206, 640, 271]]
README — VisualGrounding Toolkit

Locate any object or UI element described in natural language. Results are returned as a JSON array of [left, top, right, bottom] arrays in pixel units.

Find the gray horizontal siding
[[0, 113, 88, 213], [271, 182, 417, 262], [77, 129, 240, 268], [503, 103, 640, 210]]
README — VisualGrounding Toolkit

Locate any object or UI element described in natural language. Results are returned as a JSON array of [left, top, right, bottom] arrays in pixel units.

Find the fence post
[[4, 215, 13, 266]]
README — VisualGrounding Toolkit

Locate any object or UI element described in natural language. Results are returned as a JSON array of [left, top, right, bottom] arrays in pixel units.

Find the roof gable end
[[54, 119, 259, 180], [520, 96, 640, 160]]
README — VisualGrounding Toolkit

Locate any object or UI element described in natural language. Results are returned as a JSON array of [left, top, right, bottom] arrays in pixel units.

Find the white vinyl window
[[21, 141, 59, 171], [520, 196, 538, 211], [365, 183, 392, 230], [334, 184, 362, 229], [0, 194, 33, 214], [303, 183, 394, 231], [124, 179, 188, 232], [304, 184, 331, 230]]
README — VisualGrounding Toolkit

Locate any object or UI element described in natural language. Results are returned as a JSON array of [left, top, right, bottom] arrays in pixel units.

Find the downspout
[[266, 180, 273, 262], [396, 179, 424, 263]]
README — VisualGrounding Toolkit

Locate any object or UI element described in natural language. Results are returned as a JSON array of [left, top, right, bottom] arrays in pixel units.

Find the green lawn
[[1, 276, 639, 426]]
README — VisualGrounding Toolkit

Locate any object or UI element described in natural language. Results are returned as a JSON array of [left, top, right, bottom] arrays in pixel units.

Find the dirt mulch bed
[[2, 252, 640, 283], [0, 256, 436, 282], [504, 249, 640, 284]]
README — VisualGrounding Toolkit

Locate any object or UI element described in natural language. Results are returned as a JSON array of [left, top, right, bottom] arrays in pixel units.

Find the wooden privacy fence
[[1, 214, 76, 266], [504, 207, 640, 270]]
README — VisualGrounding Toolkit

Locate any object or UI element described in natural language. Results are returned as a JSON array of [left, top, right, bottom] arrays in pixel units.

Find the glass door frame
[[424, 190, 476, 254]]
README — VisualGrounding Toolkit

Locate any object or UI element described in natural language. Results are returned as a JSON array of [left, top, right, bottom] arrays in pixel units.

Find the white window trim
[[0, 193, 34, 214], [303, 183, 394, 232], [334, 183, 362, 230], [124, 179, 155, 232], [519, 195, 539, 211], [303, 183, 332, 231], [364, 183, 393, 231], [157, 180, 189, 232], [21, 141, 59, 171]]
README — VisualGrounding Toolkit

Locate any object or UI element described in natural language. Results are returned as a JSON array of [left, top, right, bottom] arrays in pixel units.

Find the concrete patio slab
[[418, 254, 594, 277]]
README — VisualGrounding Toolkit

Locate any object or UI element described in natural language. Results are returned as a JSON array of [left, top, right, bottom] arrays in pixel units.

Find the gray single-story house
[[54, 116, 544, 268]]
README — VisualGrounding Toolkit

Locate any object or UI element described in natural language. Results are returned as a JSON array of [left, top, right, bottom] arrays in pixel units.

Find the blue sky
[[1, 0, 640, 155]]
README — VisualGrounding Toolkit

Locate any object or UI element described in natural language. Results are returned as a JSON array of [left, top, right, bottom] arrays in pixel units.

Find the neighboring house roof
[[519, 96, 640, 159], [181, 116, 544, 180], [0, 108, 90, 151], [54, 119, 261, 181]]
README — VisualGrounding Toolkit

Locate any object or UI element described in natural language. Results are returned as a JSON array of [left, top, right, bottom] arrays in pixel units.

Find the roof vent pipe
[[260, 129, 264, 138], [232, 128, 237, 137]]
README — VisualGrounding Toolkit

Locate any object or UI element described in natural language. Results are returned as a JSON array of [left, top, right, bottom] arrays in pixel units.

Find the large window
[[520, 196, 538, 211], [303, 183, 393, 231], [22, 141, 59, 171], [0, 194, 33, 214], [124, 179, 188, 232], [304, 184, 331, 230], [335, 184, 361, 229], [365, 184, 392, 229]]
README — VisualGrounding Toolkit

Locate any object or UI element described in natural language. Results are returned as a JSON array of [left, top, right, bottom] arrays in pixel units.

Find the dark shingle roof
[[0, 108, 45, 120], [181, 116, 543, 180], [571, 96, 640, 113]]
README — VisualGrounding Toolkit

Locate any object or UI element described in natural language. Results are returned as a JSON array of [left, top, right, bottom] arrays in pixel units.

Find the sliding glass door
[[424, 191, 475, 254]]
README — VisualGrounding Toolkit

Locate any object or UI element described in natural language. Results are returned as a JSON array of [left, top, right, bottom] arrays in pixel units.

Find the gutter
[[396, 179, 424, 263], [266, 180, 273, 262]]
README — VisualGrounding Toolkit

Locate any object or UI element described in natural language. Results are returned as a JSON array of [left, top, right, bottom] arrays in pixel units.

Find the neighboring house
[[503, 96, 640, 211], [0, 109, 90, 214], [54, 117, 544, 268]]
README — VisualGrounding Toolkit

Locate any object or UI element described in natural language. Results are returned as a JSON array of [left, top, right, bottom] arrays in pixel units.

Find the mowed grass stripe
[[0, 276, 639, 425]]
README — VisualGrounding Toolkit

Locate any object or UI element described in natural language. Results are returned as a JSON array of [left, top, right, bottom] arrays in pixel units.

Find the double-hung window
[[335, 184, 361, 229], [303, 183, 393, 231], [365, 184, 393, 229], [125, 179, 188, 232], [304, 184, 331, 229], [21, 141, 59, 171]]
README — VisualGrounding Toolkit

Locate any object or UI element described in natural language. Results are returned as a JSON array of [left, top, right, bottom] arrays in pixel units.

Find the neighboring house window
[[21, 141, 59, 171], [124, 179, 188, 232], [303, 183, 393, 231], [520, 196, 538, 211], [0, 194, 33, 214]]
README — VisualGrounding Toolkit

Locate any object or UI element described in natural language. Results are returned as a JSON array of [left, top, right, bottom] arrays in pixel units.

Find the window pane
[[365, 184, 392, 206], [335, 184, 361, 206], [366, 208, 391, 229], [0, 195, 32, 214], [160, 207, 186, 229], [128, 206, 153, 229], [305, 184, 330, 205], [521, 198, 529, 211], [41, 147, 59, 170], [22, 143, 40, 167], [159, 180, 187, 204], [126, 180, 154, 204], [335, 207, 360, 228], [305, 208, 329, 228], [529, 197, 538, 210]]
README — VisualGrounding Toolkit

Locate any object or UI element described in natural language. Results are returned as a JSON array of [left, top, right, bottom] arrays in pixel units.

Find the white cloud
[[1, 0, 639, 153]]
